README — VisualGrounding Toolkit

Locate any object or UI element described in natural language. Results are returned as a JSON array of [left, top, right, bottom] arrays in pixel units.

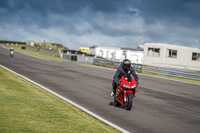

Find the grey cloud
[[135, 0, 200, 27], [0, 0, 199, 49]]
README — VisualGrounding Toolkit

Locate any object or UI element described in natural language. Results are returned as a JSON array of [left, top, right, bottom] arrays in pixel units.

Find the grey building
[[141, 43, 200, 71]]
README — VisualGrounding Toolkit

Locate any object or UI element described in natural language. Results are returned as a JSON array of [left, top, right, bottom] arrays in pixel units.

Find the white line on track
[[0, 64, 130, 133]]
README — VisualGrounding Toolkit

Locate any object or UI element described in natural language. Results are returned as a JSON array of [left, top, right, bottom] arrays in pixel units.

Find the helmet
[[11, 47, 13, 50], [122, 59, 131, 71]]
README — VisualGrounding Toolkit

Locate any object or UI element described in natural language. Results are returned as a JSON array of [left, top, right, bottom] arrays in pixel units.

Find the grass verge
[[0, 67, 118, 133], [3, 45, 71, 62]]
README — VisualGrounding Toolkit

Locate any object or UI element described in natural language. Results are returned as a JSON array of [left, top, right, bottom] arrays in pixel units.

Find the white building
[[141, 43, 200, 71], [89, 46, 120, 59], [121, 48, 143, 64], [89, 46, 143, 64]]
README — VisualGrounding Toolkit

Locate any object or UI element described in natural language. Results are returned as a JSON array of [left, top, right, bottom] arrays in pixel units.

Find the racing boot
[[110, 91, 115, 97]]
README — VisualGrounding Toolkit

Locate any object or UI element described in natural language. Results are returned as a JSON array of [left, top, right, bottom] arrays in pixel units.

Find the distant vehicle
[[77, 47, 90, 53], [9, 48, 14, 57]]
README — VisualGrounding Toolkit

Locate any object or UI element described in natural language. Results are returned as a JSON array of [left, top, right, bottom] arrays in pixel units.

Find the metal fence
[[63, 54, 77, 61], [93, 58, 200, 81]]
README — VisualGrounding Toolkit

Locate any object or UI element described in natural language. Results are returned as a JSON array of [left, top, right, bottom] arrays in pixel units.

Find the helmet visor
[[124, 63, 131, 70]]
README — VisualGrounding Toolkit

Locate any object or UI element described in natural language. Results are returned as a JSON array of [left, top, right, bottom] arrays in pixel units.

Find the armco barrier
[[63, 54, 77, 61], [93, 58, 200, 81], [93, 58, 142, 72], [142, 65, 200, 80]]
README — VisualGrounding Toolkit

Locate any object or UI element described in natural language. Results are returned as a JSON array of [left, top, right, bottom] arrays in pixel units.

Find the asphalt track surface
[[1, 46, 200, 133]]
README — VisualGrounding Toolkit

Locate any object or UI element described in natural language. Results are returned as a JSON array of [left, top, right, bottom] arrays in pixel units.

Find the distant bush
[[35, 42, 68, 50]]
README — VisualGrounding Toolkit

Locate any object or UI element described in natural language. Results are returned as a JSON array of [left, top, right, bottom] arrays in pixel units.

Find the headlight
[[131, 84, 136, 88], [123, 84, 130, 88]]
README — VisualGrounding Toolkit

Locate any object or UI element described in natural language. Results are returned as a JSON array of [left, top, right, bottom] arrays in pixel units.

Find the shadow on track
[[109, 102, 126, 109]]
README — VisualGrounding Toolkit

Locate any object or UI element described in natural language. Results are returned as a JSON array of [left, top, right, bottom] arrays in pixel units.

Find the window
[[147, 48, 160, 57], [123, 51, 127, 58], [192, 52, 200, 61], [166, 49, 177, 58]]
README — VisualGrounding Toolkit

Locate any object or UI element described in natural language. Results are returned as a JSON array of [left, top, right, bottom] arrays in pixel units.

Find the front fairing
[[10, 50, 14, 54], [119, 76, 137, 89], [116, 76, 137, 106]]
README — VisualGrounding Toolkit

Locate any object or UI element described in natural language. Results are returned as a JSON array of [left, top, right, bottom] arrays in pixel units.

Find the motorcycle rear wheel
[[125, 93, 132, 110]]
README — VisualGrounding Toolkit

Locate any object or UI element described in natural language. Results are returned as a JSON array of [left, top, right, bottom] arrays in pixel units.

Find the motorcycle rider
[[9, 47, 15, 57], [9, 47, 14, 51], [111, 59, 139, 96]]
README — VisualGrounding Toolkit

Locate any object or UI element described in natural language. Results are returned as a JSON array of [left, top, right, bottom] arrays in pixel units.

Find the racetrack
[[1, 46, 200, 133]]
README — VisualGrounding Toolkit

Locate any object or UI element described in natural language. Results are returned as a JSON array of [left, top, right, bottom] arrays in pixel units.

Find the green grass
[[85, 64, 200, 84], [0, 67, 118, 133], [3, 45, 71, 62]]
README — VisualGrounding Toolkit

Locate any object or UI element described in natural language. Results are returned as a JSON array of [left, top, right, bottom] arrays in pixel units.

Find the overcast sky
[[0, 0, 200, 49]]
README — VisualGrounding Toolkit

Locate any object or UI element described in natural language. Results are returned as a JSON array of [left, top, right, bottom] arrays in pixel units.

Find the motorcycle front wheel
[[125, 93, 132, 110]]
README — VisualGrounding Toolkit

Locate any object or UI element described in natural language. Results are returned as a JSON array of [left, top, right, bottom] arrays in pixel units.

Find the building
[[141, 43, 200, 71], [89, 46, 143, 64], [26, 41, 35, 46], [121, 48, 143, 64], [89, 46, 120, 59]]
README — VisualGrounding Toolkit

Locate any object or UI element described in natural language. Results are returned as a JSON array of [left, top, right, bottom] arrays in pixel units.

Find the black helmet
[[122, 59, 131, 71]]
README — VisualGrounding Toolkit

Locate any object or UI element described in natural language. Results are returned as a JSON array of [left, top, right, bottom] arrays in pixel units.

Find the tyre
[[125, 93, 132, 110], [114, 97, 121, 106]]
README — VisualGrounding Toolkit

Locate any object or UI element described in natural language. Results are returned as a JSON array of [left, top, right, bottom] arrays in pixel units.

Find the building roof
[[144, 43, 200, 50], [120, 47, 143, 51], [89, 45, 120, 50], [90, 45, 143, 51], [89, 45, 97, 48]]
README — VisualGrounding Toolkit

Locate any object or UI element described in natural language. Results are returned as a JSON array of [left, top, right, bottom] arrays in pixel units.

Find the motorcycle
[[9, 49, 14, 57], [114, 75, 140, 110]]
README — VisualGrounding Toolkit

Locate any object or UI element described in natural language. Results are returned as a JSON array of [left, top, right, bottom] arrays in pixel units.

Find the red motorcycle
[[114, 75, 139, 110]]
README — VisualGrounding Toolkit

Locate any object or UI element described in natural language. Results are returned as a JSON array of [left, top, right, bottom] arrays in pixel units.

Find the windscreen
[[124, 74, 132, 82]]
